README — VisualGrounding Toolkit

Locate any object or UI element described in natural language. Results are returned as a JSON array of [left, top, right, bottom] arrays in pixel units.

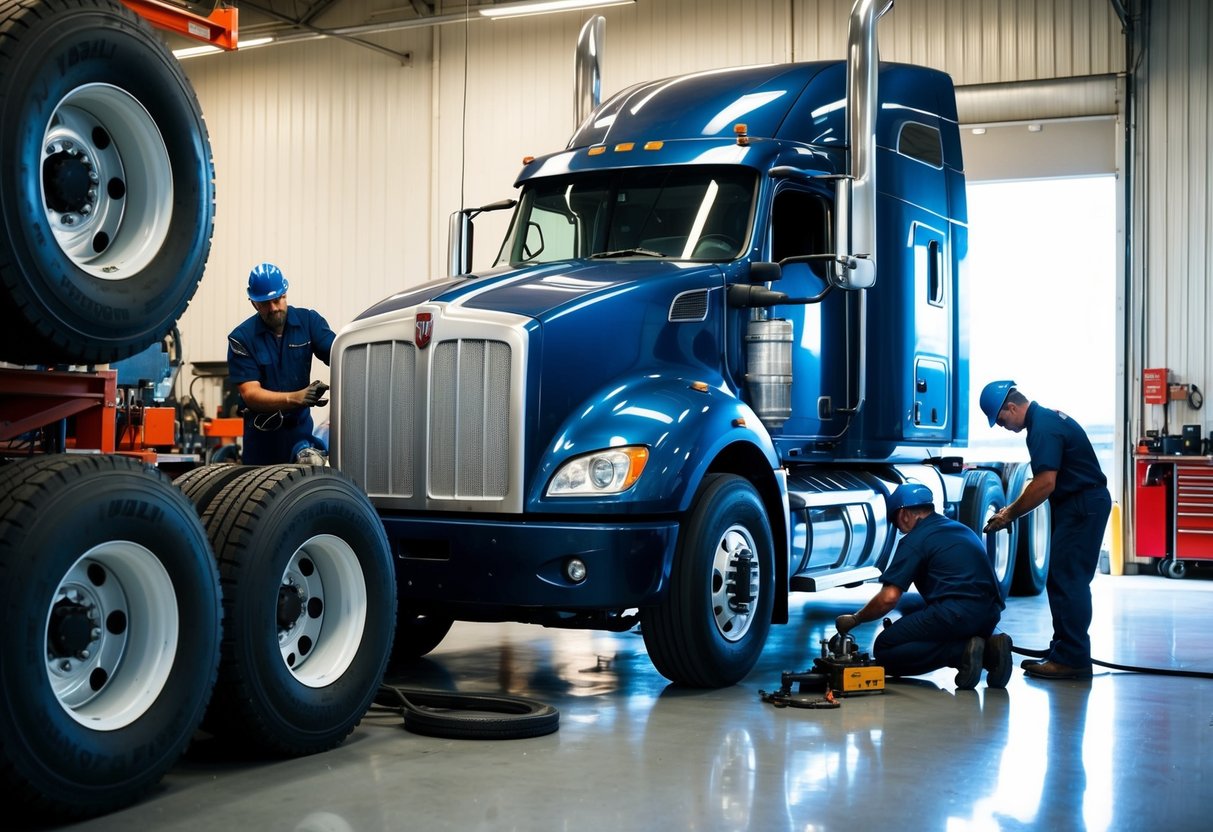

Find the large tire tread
[[198, 465, 395, 757], [0, 455, 220, 822]]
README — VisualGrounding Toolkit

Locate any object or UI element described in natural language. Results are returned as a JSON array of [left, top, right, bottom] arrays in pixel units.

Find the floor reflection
[[63, 574, 1213, 832]]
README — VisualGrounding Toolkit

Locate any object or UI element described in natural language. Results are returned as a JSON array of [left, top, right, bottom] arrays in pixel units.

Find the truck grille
[[339, 336, 513, 504], [429, 339, 511, 499]]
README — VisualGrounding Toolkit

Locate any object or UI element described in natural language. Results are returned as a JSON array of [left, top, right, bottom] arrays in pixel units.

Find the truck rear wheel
[[642, 474, 774, 687], [960, 469, 1017, 600], [0, 456, 220, 822], [0, 0, 214, 365], [1005, 462, 1051, 596], [197, 465, 396, 756]]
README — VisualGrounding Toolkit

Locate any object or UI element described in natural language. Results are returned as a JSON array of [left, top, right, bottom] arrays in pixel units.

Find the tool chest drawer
[[1175, 464, 1213, 559]]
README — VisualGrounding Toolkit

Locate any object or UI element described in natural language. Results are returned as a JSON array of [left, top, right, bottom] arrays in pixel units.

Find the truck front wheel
[[196, 465, 396, 756], [642, 474, 774, 687], [0, 456, 221, 822]]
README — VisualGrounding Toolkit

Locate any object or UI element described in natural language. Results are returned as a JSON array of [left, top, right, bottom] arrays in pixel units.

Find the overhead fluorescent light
[[480, 0, 634, 20], [238, 36, 275, 50], [173, 36, 274, 60]]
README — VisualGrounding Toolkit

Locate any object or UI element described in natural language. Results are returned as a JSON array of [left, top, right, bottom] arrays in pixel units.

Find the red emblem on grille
[[415, 312, 433, 349]]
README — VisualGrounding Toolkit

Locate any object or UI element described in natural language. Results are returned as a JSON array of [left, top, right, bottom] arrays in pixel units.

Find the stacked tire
[[0, 1, 398, 821]]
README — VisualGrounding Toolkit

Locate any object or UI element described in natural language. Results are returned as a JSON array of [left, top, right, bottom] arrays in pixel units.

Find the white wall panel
[[1134, 0, 1213, 436], [178, 26, 434, 390]]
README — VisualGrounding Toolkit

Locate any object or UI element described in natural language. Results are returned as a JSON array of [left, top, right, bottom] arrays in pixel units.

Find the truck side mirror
[[747, 261, 782, 284], [447, 198, 518, 277]]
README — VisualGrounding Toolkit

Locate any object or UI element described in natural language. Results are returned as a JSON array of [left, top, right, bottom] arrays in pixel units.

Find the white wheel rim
[[984, 503, 1013, 582], [45, 543, 178, 731], [41, 83, 173, 279], [711, 524, 759, 643], [277, 534, 368, 688]]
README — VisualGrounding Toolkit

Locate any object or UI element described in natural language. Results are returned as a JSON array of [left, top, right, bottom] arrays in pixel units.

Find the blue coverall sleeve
[[309, 311, 336, 365], [226, 331, 259, 385]]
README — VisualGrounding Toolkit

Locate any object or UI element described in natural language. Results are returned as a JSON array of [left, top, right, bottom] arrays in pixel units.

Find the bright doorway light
[[965, 175, 1117, 475]]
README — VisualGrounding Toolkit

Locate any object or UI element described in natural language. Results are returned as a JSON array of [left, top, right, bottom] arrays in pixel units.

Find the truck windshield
[[495, 165, 756, 267]]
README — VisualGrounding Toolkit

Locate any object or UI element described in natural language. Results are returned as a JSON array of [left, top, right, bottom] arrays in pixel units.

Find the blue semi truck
[[330, 0, 1049, 687]]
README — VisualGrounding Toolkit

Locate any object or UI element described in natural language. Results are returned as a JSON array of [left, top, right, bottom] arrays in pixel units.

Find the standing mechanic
[[835, 483, 1013, 690], [226, 263, 335, 465], [980, 380, 1111, 680]]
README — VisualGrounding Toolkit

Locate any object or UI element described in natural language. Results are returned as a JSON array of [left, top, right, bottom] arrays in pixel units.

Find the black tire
[[1005, 463, 1051, 596], [1160, 558, 1187, 580], [198, 465, 396, 756], [641, 473, 775, 687], [393, 689, 559, 740], [0, 0, 214, 365], [0, 455, 221, 822], [960, 469, 1017, 601], [390, 610, 454, 663], [173, 462, 246, 515]]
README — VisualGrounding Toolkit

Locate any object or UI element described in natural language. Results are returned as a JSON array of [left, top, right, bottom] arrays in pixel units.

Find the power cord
[[1013, 644, 1213, 679]]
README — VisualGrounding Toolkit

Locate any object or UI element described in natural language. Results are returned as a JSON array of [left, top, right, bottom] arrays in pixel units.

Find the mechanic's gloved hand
[[835, 613, 860, 636], [302, 380, 330, 407]]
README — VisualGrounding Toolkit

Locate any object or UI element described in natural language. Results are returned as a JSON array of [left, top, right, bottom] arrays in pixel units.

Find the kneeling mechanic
[[834, 483, 1013, 690]]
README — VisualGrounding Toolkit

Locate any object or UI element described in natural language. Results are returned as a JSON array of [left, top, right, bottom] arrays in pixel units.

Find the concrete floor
[[64, 570, 1212, 832]]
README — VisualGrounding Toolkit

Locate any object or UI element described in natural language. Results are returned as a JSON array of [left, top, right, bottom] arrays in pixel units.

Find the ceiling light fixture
[[479, 0, 634, 20], [174, 35, 274, 60]]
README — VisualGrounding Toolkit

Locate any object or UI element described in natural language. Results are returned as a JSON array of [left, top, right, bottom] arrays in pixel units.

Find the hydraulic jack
[[759, 632, 885, 709]]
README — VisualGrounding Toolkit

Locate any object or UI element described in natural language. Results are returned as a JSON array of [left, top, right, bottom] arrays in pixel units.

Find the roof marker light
[[614, 142, 634, 152], [644, 141, 664, 150], [588, 145, 607, 156], [734, 123, 750, 146]]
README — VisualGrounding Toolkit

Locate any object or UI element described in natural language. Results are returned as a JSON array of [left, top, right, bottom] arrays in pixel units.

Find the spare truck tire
[[0, 0, 214, 365], [196, 465, 397, 757], [0, 455, 221, 822]]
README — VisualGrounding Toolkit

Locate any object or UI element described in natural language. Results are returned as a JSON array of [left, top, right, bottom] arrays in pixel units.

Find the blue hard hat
[[248, 263, 288, 302], [979, 379, 1016, 427], [887, 483, 934, 514]]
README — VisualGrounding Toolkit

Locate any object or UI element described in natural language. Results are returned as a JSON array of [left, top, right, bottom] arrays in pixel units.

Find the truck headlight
[[547, 447, 649, 496]]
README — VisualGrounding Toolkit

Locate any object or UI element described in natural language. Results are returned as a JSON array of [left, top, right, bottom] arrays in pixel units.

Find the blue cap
[[887, 483, 934, 514], [248, 262, 288, 302], [979, 379, 1016, 427]]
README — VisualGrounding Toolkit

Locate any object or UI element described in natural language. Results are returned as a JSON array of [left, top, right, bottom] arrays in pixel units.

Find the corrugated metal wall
[[179, 0, 1125, 379], [1133, 0, 1212, 439]]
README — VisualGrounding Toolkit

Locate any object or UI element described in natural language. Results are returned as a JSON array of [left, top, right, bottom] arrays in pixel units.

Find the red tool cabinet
[[1174, 462, 1213, 559], [1134, 455, 1213, 562]]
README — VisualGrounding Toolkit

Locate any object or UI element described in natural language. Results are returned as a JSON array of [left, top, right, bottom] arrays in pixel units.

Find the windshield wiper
[[588, 247, 666, 259]]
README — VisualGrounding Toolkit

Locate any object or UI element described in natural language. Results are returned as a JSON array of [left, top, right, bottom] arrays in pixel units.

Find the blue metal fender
[[529, 371, 782, 515]]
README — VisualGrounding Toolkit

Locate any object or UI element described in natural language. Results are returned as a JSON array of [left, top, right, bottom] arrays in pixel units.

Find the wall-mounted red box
[[1144, 368, 1169, 405]]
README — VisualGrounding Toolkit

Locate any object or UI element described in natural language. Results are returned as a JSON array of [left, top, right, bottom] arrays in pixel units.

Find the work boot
[[983, 633, 1013, 689], [954, 636, 984, 690], [1023, 660, 1093, 680]]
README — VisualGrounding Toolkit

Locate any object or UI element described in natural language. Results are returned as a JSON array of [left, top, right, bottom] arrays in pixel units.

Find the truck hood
[[354, 260, 724, 323]]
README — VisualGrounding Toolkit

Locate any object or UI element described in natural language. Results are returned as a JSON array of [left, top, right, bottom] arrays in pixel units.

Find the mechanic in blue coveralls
[[834, 483, 1014, 690], [980, 380, 1112, 680], [226, 263, 335, 465]]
